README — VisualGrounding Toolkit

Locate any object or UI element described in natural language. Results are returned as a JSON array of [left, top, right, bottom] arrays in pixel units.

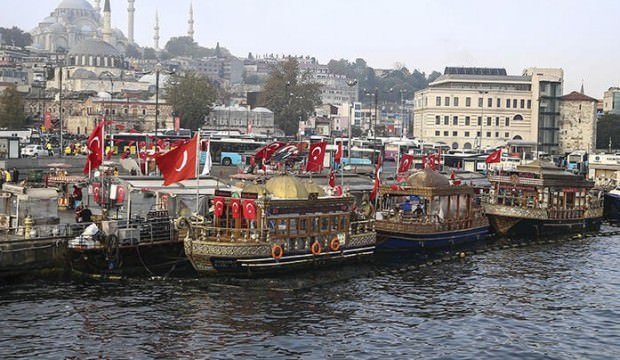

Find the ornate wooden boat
[[180, 175, 376, 276], [375, 168, 489, 251], [482, 160, 604, 236]]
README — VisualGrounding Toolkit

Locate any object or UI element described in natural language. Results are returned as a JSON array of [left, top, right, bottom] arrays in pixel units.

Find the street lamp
[[147, 64, 175, 136], [400, 89, 408, 137], [478, 90, 489, 152], [346, 79, 358, 164], [364, 88, 379, 165]]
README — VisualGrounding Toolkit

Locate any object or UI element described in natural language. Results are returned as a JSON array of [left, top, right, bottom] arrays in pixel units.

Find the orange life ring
[[311, 241, 322, 255], [329, 237, 341, 252], [271, 244, 283, 260]]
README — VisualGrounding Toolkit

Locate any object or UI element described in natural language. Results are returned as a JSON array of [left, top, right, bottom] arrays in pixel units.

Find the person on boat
[[75, 205, 92, 223], [414, 204, 423, 217], [70, 185, 83, 209], [113, 167, 119, 176], [400, 199, 412, 212]]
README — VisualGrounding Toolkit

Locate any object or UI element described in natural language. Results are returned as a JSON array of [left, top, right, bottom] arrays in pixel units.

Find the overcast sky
[[3, 0, 619, 97]]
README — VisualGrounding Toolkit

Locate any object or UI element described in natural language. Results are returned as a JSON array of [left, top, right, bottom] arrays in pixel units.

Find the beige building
[[603, 87, 620, 114], [558, 91, 598, 153], [413, 67, 563, 154]]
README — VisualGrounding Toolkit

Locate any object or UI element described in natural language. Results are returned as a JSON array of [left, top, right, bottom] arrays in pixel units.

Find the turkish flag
[[334, 142, 342, 163], [213, 196, 225, 217], [230, 198, 241, 219], [242, 199, 257, 220], [306, 141, 327, 172], [255, 142, 286, 162], [398, 154, 414, 173], [450, 171, 462, 185], [155, 135, 198, 186], [485, 149, 502, 164], [83, 120, 104, 174], [370, 176, 380, 200], [329, 169, 336, 187]]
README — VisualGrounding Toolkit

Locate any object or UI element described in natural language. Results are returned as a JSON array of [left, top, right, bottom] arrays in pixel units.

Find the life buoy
[[115, 186, 125, 205], [271, 244, 283, 260], [92, 183, 101, 204], [311, 241, 322, 255], [329, 237, 340, 252]]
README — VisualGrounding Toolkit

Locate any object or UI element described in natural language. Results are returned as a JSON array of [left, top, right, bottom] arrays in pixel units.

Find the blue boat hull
[[604, 193, 620, 223], [376, 226, 490, 252]]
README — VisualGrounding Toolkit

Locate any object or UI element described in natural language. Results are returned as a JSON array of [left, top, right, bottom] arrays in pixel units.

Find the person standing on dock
[[11, 168, 19, 183]]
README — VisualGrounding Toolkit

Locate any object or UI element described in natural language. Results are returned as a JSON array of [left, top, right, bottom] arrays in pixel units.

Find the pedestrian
[[46, 142, 53, 156], [11, 168, 19, 183], [113, 167, 119, 176], [0, 169, 5, 189], [4, 168, 11, 184]]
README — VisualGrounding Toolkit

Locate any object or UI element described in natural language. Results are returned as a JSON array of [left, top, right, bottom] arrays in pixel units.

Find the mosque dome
[[69, 39, 121, 57], [407, 168, 450, 188], [265, 175, 309, 199], [97, 91, 112, 100], [48, 23, 66, 33], [41, 16, 58, 24], [57, 0, 94, 10]]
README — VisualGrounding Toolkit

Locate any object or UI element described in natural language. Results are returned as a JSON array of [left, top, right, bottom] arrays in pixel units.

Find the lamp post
[[151, 64, 175, 137], [346, 80, 358, 164], [478, 90, 488, 152], [364, 88, 379, 165], [400, 89, 408, 137]]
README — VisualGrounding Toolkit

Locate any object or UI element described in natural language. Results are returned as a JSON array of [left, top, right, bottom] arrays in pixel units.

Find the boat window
[[299, 218, 307, 233], [331, 216, 339, 231], [277, 219, 288, 235], [321, 217, 330, 232]]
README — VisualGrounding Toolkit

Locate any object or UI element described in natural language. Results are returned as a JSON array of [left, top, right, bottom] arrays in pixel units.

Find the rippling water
[[2, 229, 620, 359]]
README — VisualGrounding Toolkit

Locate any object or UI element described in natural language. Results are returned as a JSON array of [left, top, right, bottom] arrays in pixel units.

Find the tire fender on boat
[[271, 244, 283, 260], [311, 241, 322, 255], [329, 237, 341, 252]]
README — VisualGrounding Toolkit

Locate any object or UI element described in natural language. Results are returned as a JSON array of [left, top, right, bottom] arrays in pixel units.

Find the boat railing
[[351, 219, 374, 234], [190, 225, 269, 243], [377, 209, 487, 233], [547, 209, 585, 220], [2, 222, 93, 241]]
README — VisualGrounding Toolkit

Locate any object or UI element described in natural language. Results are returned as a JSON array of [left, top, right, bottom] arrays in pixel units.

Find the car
[[21, 144, 51, 158]]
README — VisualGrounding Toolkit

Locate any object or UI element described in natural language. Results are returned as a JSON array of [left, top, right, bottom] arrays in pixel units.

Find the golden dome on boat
[[407, 168, 450, 188], [303, 180, 326, 197], [242, 182, 269, 196], [265, 175, 309, 199]]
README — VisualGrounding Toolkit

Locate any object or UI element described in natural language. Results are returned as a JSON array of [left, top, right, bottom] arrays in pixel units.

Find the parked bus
[[204, 138, 266, 166], [566, 150, 588, 175], [384, 140, 421, 161]]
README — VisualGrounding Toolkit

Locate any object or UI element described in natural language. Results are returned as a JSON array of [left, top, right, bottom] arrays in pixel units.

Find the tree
[[596, 113, 620, 150], [259, 58, 323, 136], [0, 26, 32, 48], [163, 72, 217, 130], [0, 85, 25, 128]]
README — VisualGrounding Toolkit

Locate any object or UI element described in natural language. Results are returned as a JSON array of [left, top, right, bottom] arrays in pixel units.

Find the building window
[[477, 116, 482, 126], [466, 97, 471, 107], [520, 99, 525, 108], [465, 116, 470, 126], [505, 132, 510, 138], [452, 131, 458, 136], [505, 117, 510, 126], [486, 132, 491, 137], [506, 99, 511, 108], [452, 142, 459, 149], [445, 97, 450, 106], [527, 100, 531, 109], [478, 97, 483, 107], [486, 117, 491, 126], [495, 117, 500, 126], [435, 115, 440, 125], [477, 131, 481, 137], [444, 131, 449, 136], [495, 132, 499, 137], [513, 114, 523, 121], [497, 98, 501, 107], [444, 116, 449, 125], [465, 131, 470, 137], [453, 116, 458, 125], [488, 98, 493, 107], [513, 99, 517, 108], [436, 96, 441, 106], [435, 130, 440, 136], [454, 97, 459, 106], [142, 109, 146, 115]]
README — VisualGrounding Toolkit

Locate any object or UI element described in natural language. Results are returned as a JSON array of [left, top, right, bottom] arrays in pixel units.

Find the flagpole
[[195, 130, 200, 214], [100, 116, 106, 218]]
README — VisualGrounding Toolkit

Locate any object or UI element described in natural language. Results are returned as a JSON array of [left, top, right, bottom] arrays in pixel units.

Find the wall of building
[[559, 99, 597, 153]]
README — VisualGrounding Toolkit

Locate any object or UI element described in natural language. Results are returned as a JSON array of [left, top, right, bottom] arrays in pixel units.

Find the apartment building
[[413, 67, 563, 154]]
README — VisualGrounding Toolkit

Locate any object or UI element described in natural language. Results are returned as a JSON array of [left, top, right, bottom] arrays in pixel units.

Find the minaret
[[94, 0, 101, 13], [102, 0, 112, 44], [188, 2, 195, 40], [127, 0, 135, 43], [154, 10, 160, 50]]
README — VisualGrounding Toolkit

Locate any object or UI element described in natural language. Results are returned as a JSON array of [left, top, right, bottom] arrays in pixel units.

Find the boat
[[482, 160, 604, 236], [374, 168, 489, 251], [180, 175, 376, 276], [604, 186, 620, 224]]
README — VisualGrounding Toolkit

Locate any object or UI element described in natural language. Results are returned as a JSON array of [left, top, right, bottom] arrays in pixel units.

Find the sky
[[2, 0, 619, 97]]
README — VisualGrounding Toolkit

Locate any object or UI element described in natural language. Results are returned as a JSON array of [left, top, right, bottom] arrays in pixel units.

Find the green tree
[[0, 26, 32, 47], [596, 113, 620, 150], [259, 58, 323, 136], [0, 85, 25, 128], [163, 72, 217, 130]]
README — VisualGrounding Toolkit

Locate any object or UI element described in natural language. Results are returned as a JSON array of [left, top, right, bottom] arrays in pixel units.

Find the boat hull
[[604, 192, 620, 224], [487, 214, 602, 237], [376, 225, 489, 251], [185, 232, 376, 276], [70, 241, 190, 277]]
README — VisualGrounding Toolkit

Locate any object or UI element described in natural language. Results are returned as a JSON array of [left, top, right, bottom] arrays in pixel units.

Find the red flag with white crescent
[[329, 169, 336, 188], [242, 199, 257, 220], [485, 149, 502, 164], [230, 198, 241, 219], [398, 154, 414, 173], [213, 196, 225, 217], [334, 142, 342, 163], [306, 141, 327, 172], [155, 134, 198, 186], [83, 120, 104, 174], [255, 142, 286, 161]]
